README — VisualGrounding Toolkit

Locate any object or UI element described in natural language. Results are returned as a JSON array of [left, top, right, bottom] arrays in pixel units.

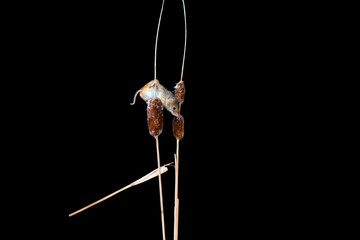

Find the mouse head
[[165, 95, 180, 117]]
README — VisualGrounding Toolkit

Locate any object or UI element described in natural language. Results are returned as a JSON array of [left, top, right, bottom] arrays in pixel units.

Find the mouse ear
[[175, 81, 185, 104], [147, 98, 164, 138]]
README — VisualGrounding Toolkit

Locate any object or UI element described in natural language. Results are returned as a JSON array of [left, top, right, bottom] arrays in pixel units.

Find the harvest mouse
[[131, 80, 180, 117]]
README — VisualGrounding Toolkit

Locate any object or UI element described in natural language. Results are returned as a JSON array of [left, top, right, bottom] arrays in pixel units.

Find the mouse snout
[[172, 110, 181, 118]]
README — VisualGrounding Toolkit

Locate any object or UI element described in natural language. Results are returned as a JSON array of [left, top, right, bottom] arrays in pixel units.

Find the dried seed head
[[175, 81, 185, 104], [172, 115, 184, 140], [147, 98, 163, 137]]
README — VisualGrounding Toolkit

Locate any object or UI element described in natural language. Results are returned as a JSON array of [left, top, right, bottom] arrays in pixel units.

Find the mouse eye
[[173, 107, 176, 110]]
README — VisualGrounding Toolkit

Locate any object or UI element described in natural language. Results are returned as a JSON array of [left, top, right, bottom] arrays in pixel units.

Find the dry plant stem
[[69, 185, 131, 217], [156, 136, 166, 240], [174, 199, 179, 240], [180, 0, 187, 82], [154, 0, 165, 80], [68, 164, 171, 217], [172, 116, 183, 240], [155, 66, 157, 81], [173, 139, 180, 240]]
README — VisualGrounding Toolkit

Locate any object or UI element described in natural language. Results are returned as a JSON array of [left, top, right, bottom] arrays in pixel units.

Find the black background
[[5, 1, 322, 239]]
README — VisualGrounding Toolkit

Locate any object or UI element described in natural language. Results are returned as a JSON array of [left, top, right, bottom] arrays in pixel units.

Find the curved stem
[[154, 0, 166, 80], [180, 0, 187, 82]]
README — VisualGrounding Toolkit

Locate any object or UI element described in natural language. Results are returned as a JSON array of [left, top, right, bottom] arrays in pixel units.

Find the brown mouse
[[131, 80, 180, 117]]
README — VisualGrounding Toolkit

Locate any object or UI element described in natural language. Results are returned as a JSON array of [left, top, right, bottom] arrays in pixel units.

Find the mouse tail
[[130, 90, 142, 105]]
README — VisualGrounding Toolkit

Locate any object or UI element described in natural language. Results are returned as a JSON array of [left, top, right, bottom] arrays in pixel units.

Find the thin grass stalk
[[172, 115, 183, 240], [156, 136, 166, 240], [174, 139, 180, 240]]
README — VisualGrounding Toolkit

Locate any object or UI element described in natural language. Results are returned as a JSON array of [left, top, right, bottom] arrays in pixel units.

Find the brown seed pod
[[172, 115, 184, 140], [147, 98, 163, 137], [175, 81, 185, 104]]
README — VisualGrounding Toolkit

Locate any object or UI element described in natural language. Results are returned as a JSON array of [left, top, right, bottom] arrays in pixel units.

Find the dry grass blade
[[68, 163, 172, 217], [133, 162, 173, 186]]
